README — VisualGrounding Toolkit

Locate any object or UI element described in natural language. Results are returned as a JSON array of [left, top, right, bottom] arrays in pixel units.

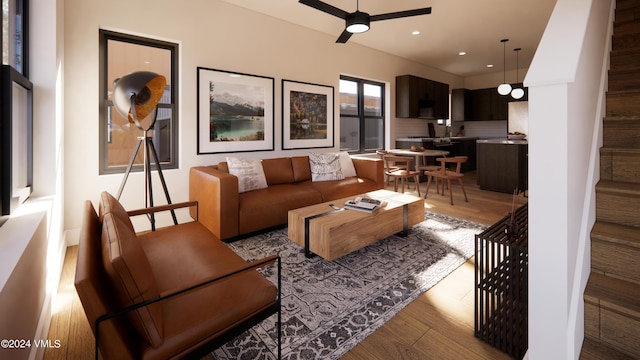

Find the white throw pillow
[[338, 151, 357, 178], [309, 152, 344, 182], [226, 157, 268, 193]]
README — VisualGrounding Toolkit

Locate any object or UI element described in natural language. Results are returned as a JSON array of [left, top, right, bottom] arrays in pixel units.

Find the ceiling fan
[[299, 0, 432, 43]]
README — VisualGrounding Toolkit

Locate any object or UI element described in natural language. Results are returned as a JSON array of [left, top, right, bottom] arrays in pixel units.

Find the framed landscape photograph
[[197, 67, 274, 154], [282, 79, 334, 150]]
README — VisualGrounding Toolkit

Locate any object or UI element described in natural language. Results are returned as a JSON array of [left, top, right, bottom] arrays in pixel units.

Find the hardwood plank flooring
[[43, 171, 526, 360]]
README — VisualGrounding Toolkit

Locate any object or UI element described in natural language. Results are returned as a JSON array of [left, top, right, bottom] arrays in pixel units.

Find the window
[[339, 76, 384, 153], [2, 0, 27, 74], [99, 30, 179, 175]]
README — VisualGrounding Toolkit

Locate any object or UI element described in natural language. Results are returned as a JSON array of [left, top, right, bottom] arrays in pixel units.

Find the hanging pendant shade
[[497, 39, 511, 95], [511, 48, 524, 99]]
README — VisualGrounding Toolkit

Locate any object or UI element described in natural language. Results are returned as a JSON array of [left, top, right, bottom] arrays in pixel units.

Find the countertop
[[476, 138, 528, 145], [396, 136, 479, 142]]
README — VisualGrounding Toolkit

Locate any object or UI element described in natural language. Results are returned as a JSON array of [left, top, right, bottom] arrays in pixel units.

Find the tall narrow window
[[99, 30, 179, 175], [2, 0, 28, 74], [339, 76, 384, 153]]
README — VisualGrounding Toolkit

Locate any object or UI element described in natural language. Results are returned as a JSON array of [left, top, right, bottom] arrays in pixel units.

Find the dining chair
[[377, 150, 401, 187], [383, 155, 421, 196], [423, 156, 468, 205]]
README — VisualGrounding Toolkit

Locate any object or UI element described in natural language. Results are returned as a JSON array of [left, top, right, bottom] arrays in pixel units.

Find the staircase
[[581, 0, 640, 358]]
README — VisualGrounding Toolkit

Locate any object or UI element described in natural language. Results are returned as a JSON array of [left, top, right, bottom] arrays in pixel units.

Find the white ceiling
[[221, 0, 557, 78]]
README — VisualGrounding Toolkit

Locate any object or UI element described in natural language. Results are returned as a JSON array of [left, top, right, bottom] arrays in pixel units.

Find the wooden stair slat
[[606, 90, 640, 116], [603, 117, 640, 150], [580, 337, 638, 360], [592, 221, 640, 285], [600, 148, 640, 183], [595, 180, 640, 227]]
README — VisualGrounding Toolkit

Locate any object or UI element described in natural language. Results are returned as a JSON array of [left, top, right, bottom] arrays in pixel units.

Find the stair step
[[613, 32, 640, 51], [609, 50, 640, 72], [606, 90, 640, 116], [595, 180, 640, 227], [580, 337, 638, 360], [603, 116, 640, 149], [608, 68, 640, 92], [584, 272, 640, 356], [615, 5, 640, 26], [592, 221, 640, 284], [616, 0, 640, 11], [600, 148, 640, 183], [614, 16, 640, 36]]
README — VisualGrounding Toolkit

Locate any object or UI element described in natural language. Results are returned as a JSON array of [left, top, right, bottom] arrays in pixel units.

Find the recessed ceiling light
[[458, 51, 466, 56], [412, 30, 420, 35], [487, 64, 494, 68]]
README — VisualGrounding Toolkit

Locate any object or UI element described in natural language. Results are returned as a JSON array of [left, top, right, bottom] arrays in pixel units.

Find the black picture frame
[[1, 65, 33, 226], [197, 67, 274, 154], [282, 79, 334, 150]]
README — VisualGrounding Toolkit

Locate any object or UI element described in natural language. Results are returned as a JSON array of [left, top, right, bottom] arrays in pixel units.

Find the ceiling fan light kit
[[299, 0, 431, 43], [346, 11, 370, 33]]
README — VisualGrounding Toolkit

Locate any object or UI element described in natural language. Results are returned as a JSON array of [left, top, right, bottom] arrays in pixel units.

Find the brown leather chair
[[75, 192, 281, 360], [383, 155, 421, 196], [423, 156, 469, 205]]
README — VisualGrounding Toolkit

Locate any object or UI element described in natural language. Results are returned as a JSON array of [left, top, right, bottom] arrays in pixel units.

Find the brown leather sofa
[[189, 155, 384, 241], [75, 192, 280, 360]]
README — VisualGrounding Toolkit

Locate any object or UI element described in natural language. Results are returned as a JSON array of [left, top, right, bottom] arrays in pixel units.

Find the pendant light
[[497, 39, 512, 95], [511, 48, 525, 99]]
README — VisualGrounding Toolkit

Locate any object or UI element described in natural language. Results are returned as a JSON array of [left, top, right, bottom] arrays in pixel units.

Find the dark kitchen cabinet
[[396, 75, 449, 119], [451, 88, 472, 121], [477, 141, 528, 193], [452, 87, 514, 121]]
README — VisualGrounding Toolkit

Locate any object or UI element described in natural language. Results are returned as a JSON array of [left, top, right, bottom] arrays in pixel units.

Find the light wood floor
[[44, 171, 527, 360]]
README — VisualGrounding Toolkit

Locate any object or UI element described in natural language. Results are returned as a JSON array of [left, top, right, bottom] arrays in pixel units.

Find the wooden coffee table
[[287, 189, 424, 260]]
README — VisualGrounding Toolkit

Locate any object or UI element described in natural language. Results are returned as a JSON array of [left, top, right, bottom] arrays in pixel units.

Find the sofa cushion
[[309, 152, 344, 182], [226, 157, 268, 193], [338, 151, 357, 178], [238, 184, 323, 234], [101, 212, 164, 348], [262, 157, 294, 185], [99, 191, 135, 233], [291, 156, 312, 182]]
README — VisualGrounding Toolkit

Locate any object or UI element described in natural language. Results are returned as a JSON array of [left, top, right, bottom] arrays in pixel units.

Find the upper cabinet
[[396, 75, 449, 119], [451, 86, 527, 121]]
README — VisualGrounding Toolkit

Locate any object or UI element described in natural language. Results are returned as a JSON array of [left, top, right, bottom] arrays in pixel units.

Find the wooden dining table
[[386, 148, 450, 171]]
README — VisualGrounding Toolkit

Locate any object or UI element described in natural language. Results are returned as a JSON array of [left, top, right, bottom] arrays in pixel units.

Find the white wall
[[525, 0, 613, 358], [62, 0, 463, 233]]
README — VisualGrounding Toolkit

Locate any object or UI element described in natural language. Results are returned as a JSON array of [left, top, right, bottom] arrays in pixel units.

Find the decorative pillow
[[338, 151, 357, 178], [226, 157, 268, 193], [309, 152, 344, 182]]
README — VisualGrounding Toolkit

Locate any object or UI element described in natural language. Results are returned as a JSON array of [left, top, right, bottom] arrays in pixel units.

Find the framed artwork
[[282, 79, 334, 150], [197, 67, 274, 154]]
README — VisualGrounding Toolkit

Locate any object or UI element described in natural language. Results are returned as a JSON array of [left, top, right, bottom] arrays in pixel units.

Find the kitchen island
[[476, 138, 528, 194]]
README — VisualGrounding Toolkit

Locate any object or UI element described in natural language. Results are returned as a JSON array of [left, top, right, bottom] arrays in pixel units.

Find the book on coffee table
[[344, 197, 384, 213]]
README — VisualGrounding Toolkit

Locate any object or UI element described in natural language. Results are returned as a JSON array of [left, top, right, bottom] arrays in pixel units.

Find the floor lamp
[[112, 71, 176, 230]]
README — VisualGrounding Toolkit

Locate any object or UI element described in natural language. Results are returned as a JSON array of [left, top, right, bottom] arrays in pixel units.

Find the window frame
[[2, 0, 29, 75], [98, 29, 179, 175], [339, 75, 385, 154]]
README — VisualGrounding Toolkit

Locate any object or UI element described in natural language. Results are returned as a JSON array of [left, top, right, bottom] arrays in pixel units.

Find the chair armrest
[[126, 201, 199, 219]]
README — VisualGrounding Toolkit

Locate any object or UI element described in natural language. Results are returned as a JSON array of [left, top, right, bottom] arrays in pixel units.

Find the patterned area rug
[[212, 211, 485, 360]]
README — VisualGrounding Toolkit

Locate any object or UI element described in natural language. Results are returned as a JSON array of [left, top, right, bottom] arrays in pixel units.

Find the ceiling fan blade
[[299, 0, 349, 19], [370, 7, 431, 22], [336, 29, 353, 43]]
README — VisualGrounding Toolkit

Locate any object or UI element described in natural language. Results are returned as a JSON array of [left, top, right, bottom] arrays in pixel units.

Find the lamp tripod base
[[116, 132, 177, 231]]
